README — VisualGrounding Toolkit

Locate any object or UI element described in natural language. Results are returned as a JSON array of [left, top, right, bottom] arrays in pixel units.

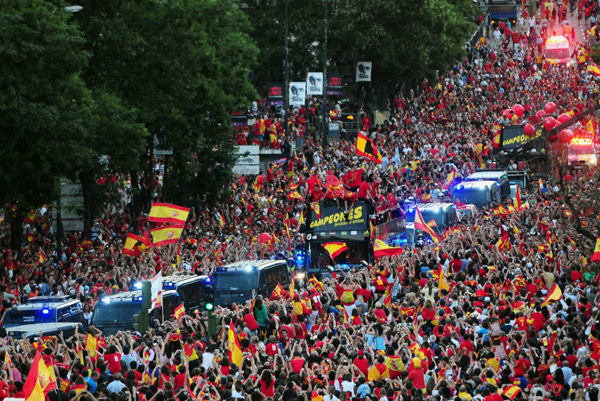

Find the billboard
[[327, 73, 343, 96], [306, 72, 324, 95], [309, 203, 367, 233], [289, 82, 306, 106], [267, 83, 284, 106], [501, 125, 542, 150], [356, 61, 372, 82]]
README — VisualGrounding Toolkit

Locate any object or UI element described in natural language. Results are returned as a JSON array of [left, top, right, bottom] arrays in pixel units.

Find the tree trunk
[[10, 207, 25, 252], [79, 169, 95, 239]]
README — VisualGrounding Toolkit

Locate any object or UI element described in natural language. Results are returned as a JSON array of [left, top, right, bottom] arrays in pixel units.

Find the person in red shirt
[[353, 350, 369, 377], [290, 351, 304, 374], [405, 358, 425, 391], [104, 345, 122, 374], [173, 365, 186, 389], [260, 370, 275, 397], [242, 307, 259, 333]]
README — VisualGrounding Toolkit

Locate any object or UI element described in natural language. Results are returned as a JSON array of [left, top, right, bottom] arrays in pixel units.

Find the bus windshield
[[546, 48, 569, 59], [214, 272, 258, 292], [452, 189, 490, 207], [93, 303, 140, 324]]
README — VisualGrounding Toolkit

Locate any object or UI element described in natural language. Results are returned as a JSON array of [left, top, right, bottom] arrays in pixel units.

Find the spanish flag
[[227, 322, 243, 367], [297, 211, 304, 230], [23, 351, 56, 401], [591, 237, 600, 262], [514, 185, 522, 211], [414, 207, 441, 243], [502, 385, 521, 400], [173, 304, 185, 320], [38, 251, 46, 264], [322, 242, 349, 260], [311, 202, 321, 219], [150, 225, 183, 246], [272, 283, 285, 298], [4, 352, 11, 366], [123, 232, 151, 257], [438, 265, 450, 291], [356, 132, 382, 164], [289, 271, 296, 299], [373, 239, 403, 258], [311, 391, 323, 401], [85, 334, 98, 359], [219, 214, 226, 228], [588, 63, 600, 76], [441, 169, 456, 190], [148, 203, 190, 225], [541, 283, 562, 306]]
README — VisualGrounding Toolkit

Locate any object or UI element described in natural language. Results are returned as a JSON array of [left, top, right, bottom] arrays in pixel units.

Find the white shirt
[[324, 395, 340, 401], [202, 352, 215, 370]]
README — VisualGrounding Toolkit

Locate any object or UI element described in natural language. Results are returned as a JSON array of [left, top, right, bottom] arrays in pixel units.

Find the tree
[[0, 0, 95, 249], [77, 0, 258, 208]]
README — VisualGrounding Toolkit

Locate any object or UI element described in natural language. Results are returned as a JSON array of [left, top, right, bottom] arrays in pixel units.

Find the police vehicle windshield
[[214, 271, 258, 292], [2, 309, 55, 327], [93, 303, 140, 324], [452, 188, 490, 207]]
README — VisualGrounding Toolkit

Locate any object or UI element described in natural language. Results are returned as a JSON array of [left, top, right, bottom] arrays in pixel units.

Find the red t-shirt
[[243, 313, 259, 331], [104, 353, 122, 373], [290, 357, 304, 374]]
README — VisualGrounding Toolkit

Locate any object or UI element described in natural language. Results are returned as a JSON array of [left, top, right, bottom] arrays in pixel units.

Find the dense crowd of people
[[3, 2, 600, 401]]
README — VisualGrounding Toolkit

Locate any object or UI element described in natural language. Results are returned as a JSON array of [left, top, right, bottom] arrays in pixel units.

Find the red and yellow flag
[[148, 203, 190, 225], [356, 132, 382, 164], [85, 334, 98, 359], [441, 169, 456, 190], [438, 265, 450, 291], [373, 239, 403, 258], [227, 322, 243, 367], [38, 251, 46, 264], [541, 283, 563, 306], [23, 351, 56, 401], [311, 202, 321, 219], [588, 64, 600, 76], [123, 232, 152, 257], [514, 185, 523, 211], [289, 271, 296, 299], [495, 229, 512, 252], [219, 215, 226, 228], [150, 225, 183, 246], [322, 242, 349, 260], [414, 207, 441, 243], [591, 237, 600, 263], [502, 386, 521, 400], [173, 304, 185, 320], [4, 352, 11, 367]]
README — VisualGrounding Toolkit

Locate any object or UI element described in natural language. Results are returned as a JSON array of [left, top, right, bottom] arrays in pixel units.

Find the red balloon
[[544, 101, 557, 114], [557, 113, 571, 124], [524, 124, 536, 137], [543, 117, 557, 131], [502, 109, 513, 119], [513, 104, 525, 117], [558, 129, 574, 144], [535, 110, 546, 123]]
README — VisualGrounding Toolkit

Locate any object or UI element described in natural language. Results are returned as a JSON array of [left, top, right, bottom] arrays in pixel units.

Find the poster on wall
[[356, 61, 372, 82], [306, 72, 324, 95], [289, 82, 306, 106], [267, 83, 284, 106]]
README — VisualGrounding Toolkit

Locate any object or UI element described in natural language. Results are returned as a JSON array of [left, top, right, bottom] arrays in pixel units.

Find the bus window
[[181, 286, 204, 310]]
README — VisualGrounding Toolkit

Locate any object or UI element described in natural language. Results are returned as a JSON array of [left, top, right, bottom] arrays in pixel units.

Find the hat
[[358, 350, 364, 356]]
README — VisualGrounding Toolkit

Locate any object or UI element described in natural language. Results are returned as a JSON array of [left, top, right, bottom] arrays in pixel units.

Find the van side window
[[181, 285, 204, 310]]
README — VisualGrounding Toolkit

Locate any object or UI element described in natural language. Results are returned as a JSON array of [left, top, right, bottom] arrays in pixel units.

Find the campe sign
[[310, 205, 366, 231], [501, 125, 543, 150]]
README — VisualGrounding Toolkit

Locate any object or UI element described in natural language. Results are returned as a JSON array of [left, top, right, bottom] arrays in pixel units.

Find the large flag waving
[[514, 185, 523, 211], [85, 334, 98, 359], [591, 237, 600, 263], [23, 350, 56, 401], [438, 265, 450, 291], [356, 132, 382, 164], [541, 283, 563, 306], [123, 232, 152, 257], [441, 169, 456, 190], [151, 225, 184, 246], [148, 203, 190, 225], [414, 207, 441, 243], [227, 322, 243, 367], [373, 239, 404, 258], [323, 242, 349, 260]]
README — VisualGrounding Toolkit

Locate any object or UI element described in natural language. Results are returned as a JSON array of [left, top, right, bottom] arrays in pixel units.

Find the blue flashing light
[[204, 277, 212, 283], [245, 265, 253, 272], [42, 309, 49, 315], [165, 281, 174, 288], [216, 267, 227, 272], [136, 296, 143, 302], [133, 282, 142, 289], [101, 297, 110, 304], [295, 253, 305, 265]]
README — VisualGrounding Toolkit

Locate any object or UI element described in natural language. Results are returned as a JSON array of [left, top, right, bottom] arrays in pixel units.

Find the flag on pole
[[514, 185, 523, 211], [4, 352, 11, 367], [541, 283, 563, 306], [356, 132, 382, 164], [148, 203, 190, 225], [173, 304, 185, 320], [289, 271, 296, 299], [23, 350, 56, 401], [588, 64, 600, 76], [495, 228, 512, 252], [373, 239, 404, 258], [123, 232, 152, 256], [591, 237, 600, 262], [311, 202, 321, 219], [441, 169, 456, 190], [297, 211, 304, 230], [38, 251, 46, 264], [150, 225, 184, 246], [151, 271, 163, 310], [414, 207, 441, 243], [322, 242, 349, 260], [227, 322, 244, 367], [219, 215, 226, 228], [284, 214, 291, 240]]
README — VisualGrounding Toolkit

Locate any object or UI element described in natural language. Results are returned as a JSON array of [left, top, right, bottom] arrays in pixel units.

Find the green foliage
[[244, 0, 476, 96], [591, 45, 600, 65], [0, 0, 93, 209]]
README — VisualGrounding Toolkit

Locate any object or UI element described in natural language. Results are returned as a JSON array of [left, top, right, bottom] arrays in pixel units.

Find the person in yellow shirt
[[458, 385, 472, 401]]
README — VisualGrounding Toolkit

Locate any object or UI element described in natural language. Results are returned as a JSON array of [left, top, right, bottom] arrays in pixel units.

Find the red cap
[[358, 350, 364, 356]]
